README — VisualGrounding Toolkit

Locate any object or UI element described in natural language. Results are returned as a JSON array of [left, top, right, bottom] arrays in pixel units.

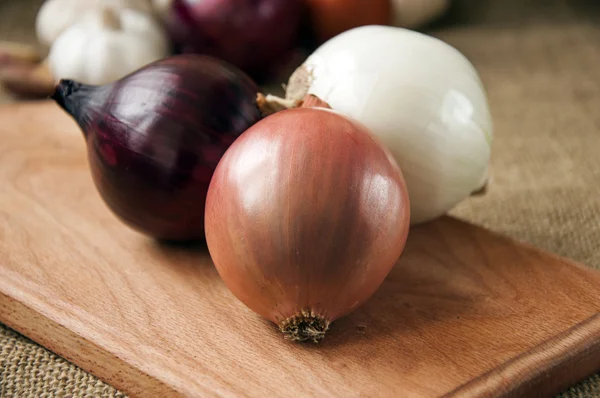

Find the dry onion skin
[[205, 100, 411, 342]]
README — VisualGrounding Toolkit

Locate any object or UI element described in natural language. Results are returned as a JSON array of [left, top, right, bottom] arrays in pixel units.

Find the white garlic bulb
[[285, 26, 493, 225], [36, 0, 154, 47], [48, 7, 169, 85]]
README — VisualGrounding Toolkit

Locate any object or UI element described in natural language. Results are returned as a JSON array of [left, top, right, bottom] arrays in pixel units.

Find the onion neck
[[256, 93, 331, 118], [256, 93, 299, 117], [52, 79, 106, 137], [278, 310, 330, 343], [256, 61, 319, 117], [52, 80, 83, 112], [286, 64, 312, 102], [300, 95, 331, 109]]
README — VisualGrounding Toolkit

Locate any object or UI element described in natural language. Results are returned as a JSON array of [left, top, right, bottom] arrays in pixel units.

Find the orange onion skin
[[205, 107, 410, 336], [306, 0, 392, 42]]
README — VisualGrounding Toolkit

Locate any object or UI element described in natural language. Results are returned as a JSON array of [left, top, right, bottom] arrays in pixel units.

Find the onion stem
[[256, 93, 300, 117]]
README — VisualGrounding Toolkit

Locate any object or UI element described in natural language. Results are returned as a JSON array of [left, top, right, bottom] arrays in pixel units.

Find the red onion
[[163, 0, 304, 79], [205, 98, 411, 341], [52, 54, 262, 241]]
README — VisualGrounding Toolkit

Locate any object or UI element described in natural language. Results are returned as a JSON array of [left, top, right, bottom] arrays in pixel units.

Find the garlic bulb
[[36, 0, 154, 47], [392, 0, 451, 29], [284, 26, 493, 225], [48, 8, 169, 86]]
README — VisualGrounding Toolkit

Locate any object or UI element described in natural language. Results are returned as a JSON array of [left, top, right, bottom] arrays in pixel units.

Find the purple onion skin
[[166, 0, 304, 80], [52, 54, 262, 241]]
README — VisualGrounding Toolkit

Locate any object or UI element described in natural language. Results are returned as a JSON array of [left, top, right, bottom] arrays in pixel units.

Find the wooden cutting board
[[0, 102, 599, 398]]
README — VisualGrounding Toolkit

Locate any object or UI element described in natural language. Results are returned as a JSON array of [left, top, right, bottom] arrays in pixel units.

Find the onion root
[[279, 310, 331, 343]]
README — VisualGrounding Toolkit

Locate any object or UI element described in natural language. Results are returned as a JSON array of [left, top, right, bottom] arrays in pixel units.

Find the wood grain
[[0, 101, 599, 398]]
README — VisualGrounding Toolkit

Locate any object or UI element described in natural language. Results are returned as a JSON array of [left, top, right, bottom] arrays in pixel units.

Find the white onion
[[284, 26, 493, 225]]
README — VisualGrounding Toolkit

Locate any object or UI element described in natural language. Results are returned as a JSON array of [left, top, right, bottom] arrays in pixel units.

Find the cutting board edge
[[2, 278, 600, 398], [444, 312, 600, 398], [0, 289, 185, 398]]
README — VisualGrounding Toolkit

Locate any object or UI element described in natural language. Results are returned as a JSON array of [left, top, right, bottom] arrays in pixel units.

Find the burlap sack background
[[1, 0, 599, 396]]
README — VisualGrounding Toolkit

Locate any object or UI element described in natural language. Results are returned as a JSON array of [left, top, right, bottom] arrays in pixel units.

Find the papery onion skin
[[52, 54, 262, 241], [205, 105, 411, 342], [164, 0, 304, 79]]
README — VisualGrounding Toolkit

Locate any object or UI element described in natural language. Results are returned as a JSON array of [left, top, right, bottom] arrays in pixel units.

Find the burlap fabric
[[1, 0, 599, 396]]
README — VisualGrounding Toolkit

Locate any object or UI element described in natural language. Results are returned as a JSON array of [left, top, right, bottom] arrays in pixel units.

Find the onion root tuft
[[279, 310, 330, 343]]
